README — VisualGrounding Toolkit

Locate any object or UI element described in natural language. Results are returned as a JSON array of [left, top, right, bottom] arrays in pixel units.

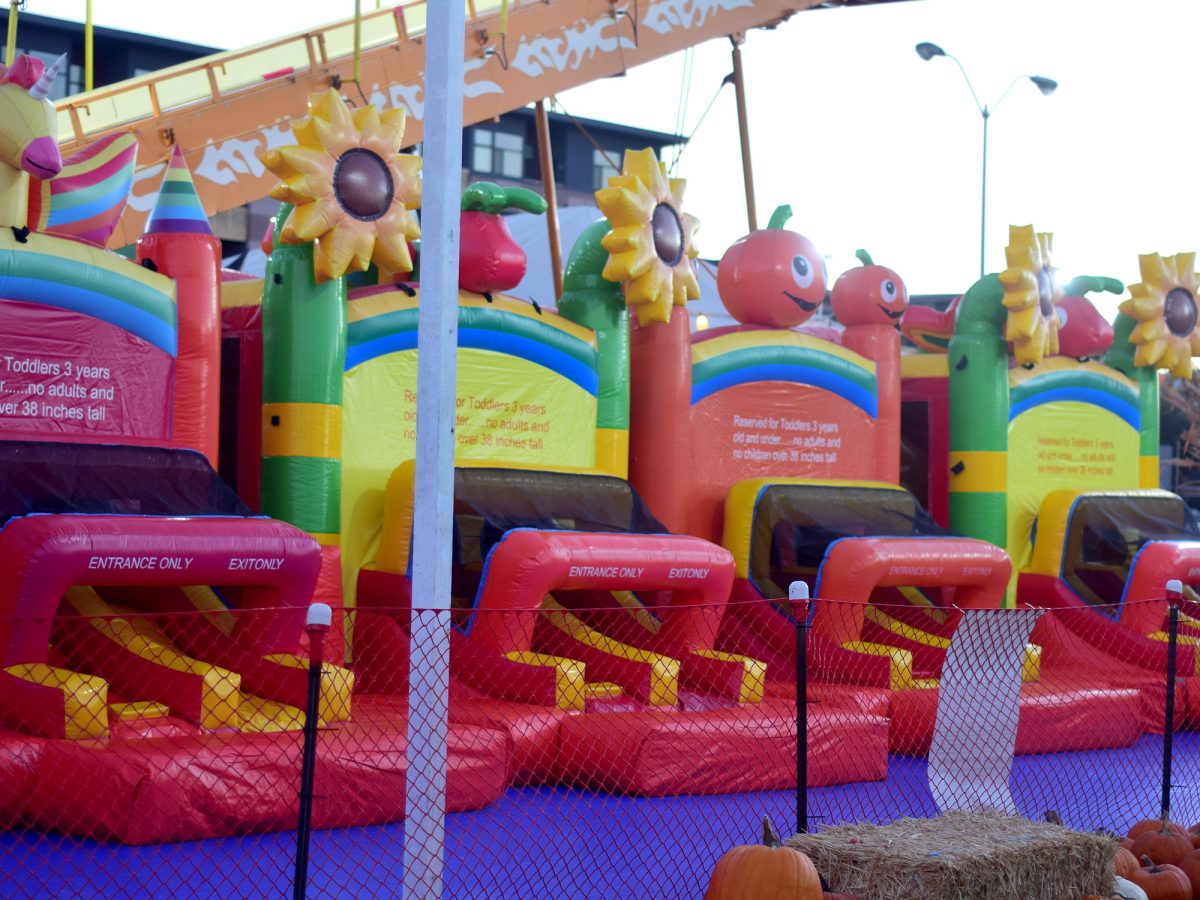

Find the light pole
[[915, 42, 1057, 278]]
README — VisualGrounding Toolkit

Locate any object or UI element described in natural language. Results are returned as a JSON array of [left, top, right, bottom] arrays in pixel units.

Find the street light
[[915, 42, 1057, 277]]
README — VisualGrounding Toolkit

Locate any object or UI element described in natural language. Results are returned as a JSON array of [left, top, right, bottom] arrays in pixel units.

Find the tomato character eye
[[792, 255, 815, 289], [881, 279, 897, 302]]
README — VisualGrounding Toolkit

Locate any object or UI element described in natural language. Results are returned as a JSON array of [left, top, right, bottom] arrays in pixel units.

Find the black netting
[[749, 484, 949, 600], [448, 468, 666, 559], [0, 440, 253, 527], [1063, 491, 1200, 608]]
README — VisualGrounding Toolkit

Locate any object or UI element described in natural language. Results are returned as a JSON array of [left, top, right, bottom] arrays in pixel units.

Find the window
[[592, 148, 619, 190], [471, 128, 523, 178]]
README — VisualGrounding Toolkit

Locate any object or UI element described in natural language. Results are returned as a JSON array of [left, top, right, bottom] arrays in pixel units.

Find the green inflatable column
[[260, 205, 348, 544], [947, 274, 1010, 547], [1105, 311, 1160, 489], [557, 219, 630, 478]]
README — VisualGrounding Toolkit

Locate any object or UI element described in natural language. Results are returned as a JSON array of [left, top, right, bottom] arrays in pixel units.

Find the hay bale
[[784, 810, 1115, 899]]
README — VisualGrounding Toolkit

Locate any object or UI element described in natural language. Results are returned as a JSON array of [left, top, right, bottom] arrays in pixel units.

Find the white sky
[[21, 0, 1200, 312]]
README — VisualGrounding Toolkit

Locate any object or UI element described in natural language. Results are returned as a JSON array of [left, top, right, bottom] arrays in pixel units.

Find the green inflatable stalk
[[260, 203, 347, 537], [947, 274, 1009, 547], [1105, 312, 1160, 469], [557, 219, 629, 475]]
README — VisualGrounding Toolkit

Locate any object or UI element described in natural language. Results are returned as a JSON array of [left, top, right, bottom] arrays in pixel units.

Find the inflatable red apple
[[717, 205, 826, 328]]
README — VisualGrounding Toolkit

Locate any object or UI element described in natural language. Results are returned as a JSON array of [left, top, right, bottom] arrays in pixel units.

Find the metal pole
[[294, 603, 331, 900], [406, 0, 463, 894], [729, 36, 757, 233], [1162, 580, 1182, 818], [85, 0, 93, 91], [534, 99, 564, 300], [979, 108, 989, 279], [791, 581, 809, 834]]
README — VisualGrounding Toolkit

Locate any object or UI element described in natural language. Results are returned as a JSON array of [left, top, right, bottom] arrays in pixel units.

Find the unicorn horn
[[28, 53, 66, 100]]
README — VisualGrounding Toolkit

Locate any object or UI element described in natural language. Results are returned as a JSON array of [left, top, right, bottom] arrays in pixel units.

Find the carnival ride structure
[[899, 239, 1200, 725], [0, 0, 1195, 849]]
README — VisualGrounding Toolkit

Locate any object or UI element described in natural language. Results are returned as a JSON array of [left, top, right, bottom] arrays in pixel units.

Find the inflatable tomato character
[[717, 205, 825, 327], [831, 249, 908, 327]]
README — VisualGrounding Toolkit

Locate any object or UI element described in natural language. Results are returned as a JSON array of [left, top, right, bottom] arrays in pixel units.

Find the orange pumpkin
[[1131, 821, 1193, 866], [704, 817, 823, 900], [1113, 845, 1140, 879], [830, 249, 908, 328], [717, 205, 826, 329], [1128, 818, 1187, 840], [1175, 848, 1200, 896], [1188, 823, 1200, 849], [1127, 856, 1190, 900]]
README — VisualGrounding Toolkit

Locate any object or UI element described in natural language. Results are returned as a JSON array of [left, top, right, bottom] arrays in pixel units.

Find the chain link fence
[[0, 597, 1194, 897]]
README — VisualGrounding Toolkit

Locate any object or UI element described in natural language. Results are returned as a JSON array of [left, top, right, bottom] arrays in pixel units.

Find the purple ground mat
[[3, 732, 1198, 898]]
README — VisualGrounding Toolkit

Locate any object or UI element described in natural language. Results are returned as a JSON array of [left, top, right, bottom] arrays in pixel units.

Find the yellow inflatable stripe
[[610, 590, 661, 634], [947, 450, 1006, 493], [1149, 631, 1200, 676], [584, 681, 624, 700], [543, 597, 678, 706], [504, 651, 587, 711], [842, 641, 937, 691], [3, 663, 109, 740], [895, 585, 947, 623], [690, 649, 766, 704], [220, 277, 263, 309], [262, 403, 342, 459], [237, 694, 306, 733], [1021, 643, 1042, 683], [900, 354, 949, 379], [263, 653, 355, 721], [65, 587, 241, 730], [594, 428, 628, 479], [111, 700, 170, 721], [1140, 456, 1160, 489], [863, 606, 950, 648], [182, 585, 236, 637]]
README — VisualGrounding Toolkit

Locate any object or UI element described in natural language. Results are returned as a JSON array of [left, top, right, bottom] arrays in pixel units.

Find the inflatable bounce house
[[901, 232, 1200, 723], [0, 64, 1193, 845]]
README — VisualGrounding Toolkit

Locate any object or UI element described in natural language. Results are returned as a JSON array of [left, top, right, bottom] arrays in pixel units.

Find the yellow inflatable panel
[[264, 653, 355, 722], [3, 663, 109, 740], [505, 650, 588, 711], [842, 641, 937, 691], [65, 587, 242, 731], [690, 649, 766, 704], [543, 597, 679, 706]]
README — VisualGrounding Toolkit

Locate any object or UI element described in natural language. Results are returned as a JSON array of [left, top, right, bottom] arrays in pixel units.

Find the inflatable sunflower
[[999, 224, 1063, 365], [261, 88, 422, 282], [1119, 251, 1200, 378], [595, 147, 700, 325]]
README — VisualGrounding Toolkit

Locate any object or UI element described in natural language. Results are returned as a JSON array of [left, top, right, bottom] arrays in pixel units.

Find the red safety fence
[[0, 596, 1194, 897]]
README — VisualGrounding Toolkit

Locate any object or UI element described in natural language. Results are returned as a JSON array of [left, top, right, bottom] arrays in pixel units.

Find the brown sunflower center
[[1165, 287, 1198, 338], [1036, 266, 1055, 319], [333, 148, 393, 221], [652, 203, 684, 267]]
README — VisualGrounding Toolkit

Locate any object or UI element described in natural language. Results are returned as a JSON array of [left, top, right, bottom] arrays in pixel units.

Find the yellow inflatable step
[[238, 694, 307, 733], [111, 700, 170, 721], [584, 681, 623, 700]]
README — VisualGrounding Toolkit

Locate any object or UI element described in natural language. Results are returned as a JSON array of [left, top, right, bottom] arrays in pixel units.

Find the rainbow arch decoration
[[691, 329, 878, 417], [0, 229, 177, 355]]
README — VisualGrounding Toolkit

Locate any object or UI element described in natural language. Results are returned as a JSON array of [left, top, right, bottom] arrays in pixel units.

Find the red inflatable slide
[[357, 464, 890, 794]]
